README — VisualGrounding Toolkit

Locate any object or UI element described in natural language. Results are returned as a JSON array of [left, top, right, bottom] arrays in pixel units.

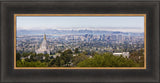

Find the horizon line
[[17, 29, 144, 33]]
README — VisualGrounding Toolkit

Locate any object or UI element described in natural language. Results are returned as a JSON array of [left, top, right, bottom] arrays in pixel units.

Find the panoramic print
[[15, 14, 146, 69]]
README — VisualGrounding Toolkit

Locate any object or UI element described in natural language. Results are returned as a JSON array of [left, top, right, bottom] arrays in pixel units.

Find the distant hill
[[17, 29, 144, 36]]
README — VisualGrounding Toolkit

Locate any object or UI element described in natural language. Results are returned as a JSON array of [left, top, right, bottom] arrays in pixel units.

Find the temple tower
[[35, 34, 50, 54]]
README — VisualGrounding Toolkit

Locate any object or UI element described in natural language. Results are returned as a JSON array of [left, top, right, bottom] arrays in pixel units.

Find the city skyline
[[16, 15, 145, 68], [17, 16, 144, 32]]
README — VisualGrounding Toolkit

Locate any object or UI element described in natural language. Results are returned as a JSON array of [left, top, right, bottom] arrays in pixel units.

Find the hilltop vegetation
[[16, 49, 144, 67], [77, 53, 139, 67]]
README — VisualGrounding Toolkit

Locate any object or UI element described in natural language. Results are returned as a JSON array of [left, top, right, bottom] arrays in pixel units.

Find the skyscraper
[[118, 35, 122, 43]]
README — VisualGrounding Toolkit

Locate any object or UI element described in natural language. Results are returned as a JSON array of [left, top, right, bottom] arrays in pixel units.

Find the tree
[[61, 49, 73, 67], [44, 54, 50, 62], [16, 60, 48, 67], [72, 53, 88, 66], [54, 56, 64, 67], [49, 58, 56, 67], [62, 49, 73, 55], [37, 53, 44, 57], [16, 53, 21, 61], [129, 49, 144, 67], [57, 50, 62, 53], [74, 48, 79, 54], [30, 54, 35, 61], [22, 52, 29, 57], [77, 53, 140, 67]]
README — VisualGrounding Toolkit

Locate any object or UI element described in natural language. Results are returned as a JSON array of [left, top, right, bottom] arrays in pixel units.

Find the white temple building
[[35, 34, 50, 54]]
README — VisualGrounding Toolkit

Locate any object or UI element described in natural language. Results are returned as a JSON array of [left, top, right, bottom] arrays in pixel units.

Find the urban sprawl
[[16, 30, 144, 67]]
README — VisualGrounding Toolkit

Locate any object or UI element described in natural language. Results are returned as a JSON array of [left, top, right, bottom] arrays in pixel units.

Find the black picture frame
[[0, 0, 159, 83]]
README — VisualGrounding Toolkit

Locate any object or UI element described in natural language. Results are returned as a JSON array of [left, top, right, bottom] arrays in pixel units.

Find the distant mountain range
[[17, 29, 144, 36]]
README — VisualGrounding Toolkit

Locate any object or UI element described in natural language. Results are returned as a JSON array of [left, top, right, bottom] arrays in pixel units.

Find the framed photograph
[[0, 0, 159, 83], [14, 14, 146, 69]]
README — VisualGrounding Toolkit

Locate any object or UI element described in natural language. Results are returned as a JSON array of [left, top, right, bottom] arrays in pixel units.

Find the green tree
[[77, 53, 140, 67], [49, 58, 56, 67], [22, 52, 29, 57], [129, 49, 144, 67], [16, 53, 21, 61], [72, 53, 88, 66], [54, 56, 64, 67], [61, 49, 73, 67], [63, 49, 73, 54], [16, 60, 48, 67], [74, 48, 79, 54], [44, 54, 50, 62]]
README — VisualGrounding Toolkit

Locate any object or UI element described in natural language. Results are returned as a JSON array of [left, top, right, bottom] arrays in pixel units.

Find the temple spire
[[44, 34, 46, 40], [35, 33, 50, 54]]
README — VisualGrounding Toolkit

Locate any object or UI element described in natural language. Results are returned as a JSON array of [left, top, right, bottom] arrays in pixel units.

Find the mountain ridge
[[17, 29, 144, 36]]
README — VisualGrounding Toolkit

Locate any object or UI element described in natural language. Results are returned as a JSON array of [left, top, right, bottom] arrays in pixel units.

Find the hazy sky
[[17, 16, 144, 32]]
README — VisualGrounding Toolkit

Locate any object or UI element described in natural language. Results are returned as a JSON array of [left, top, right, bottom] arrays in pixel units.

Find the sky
[[17, 16, 144, 32]]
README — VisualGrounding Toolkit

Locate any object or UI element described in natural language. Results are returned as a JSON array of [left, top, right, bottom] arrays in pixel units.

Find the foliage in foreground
[[16, 49, 144, 67], [77, 53, 140, 67], [16, 60, 48, 67]]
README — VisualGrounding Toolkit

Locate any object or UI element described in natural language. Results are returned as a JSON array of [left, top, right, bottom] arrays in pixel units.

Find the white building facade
[[113, 52, 130, 58]]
